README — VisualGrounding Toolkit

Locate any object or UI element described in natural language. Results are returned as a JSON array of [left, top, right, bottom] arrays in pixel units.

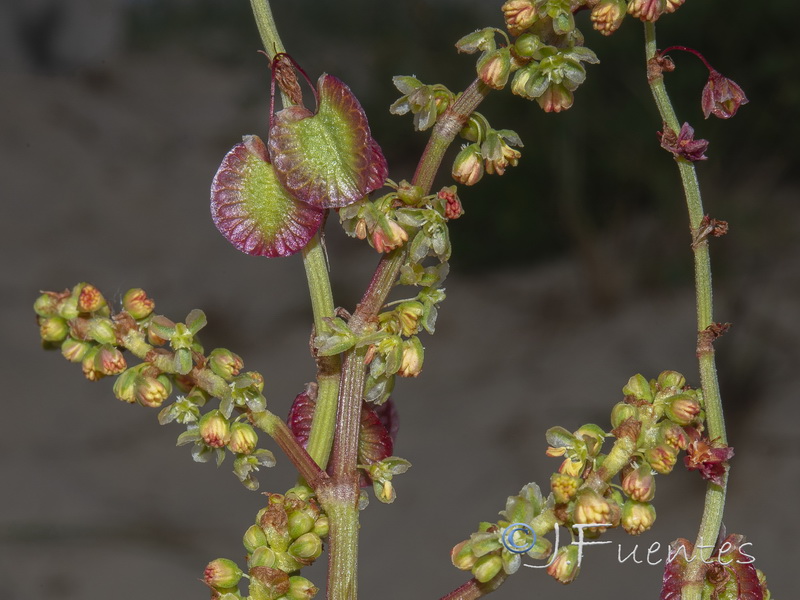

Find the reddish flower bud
[[646, 444, 678, 475], [627, 0, 666, 22], [573, 489, 612, 533], [199, 409, 231, 448], [537, 84, 574, 113], [452, 144, 484, 186], [122, 288, 155, 320], [702, 70, 749, 119], [591, 0, 626, 36], [76, 283, 106, 313], [477, 48, 511, 90], [94, 344, 127, 375], [684, 430, 734, 485], [371, 219, 408, 253], [622, 465, 656, 502], [665, 394, 702, 426], [502, 0, 538, 36], [229, 422, 259, 455], [438, 186, 464, 220], [204, 558, 243, 589], [547, 545, 580, 584], [658, 122, 709, 162], [621, 500, 656, 535], [664, 0, 685, 12]]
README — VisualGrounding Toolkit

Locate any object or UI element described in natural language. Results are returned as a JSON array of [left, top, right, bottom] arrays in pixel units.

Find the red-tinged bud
[[472, 554, 503, 583], [243, 525, 268, 553], [94, 344, 127, 375], [702, 70, 749, 119], [622, 465, 656, 502], [659, 122, 709, 162], [122, 288, 155, 320], [477, 48, 511, 90], [451, 540, 477, 570], [61, 337, 92, 363], [397, 336, 424, 377], [135, 374, 171, 408], [557, 457, 585, 478], [38, 316, 69, 343], [665, 394, 701, 426], [547, 545, 580, 584], [452, 144, 484, 186], [627, 0, 666, 22], [287, 575, 318, 600], [551, 472, 582, 504], [288, 532, 323, 562], [646, 444, 678, 474], [34, 291, 63, 317], [208, 348, 244, 381], [484, 141, 521, 176], [591, 0, 626, 36], [660, 421, 690, 451], [113, 368, 138, 403], [502, 0, 538, 36], [204, 558, 244, 589], [76, 283, 106, 313], [81, 347, 104, 381], [199, 409, 230, 448], [664, 0, 685, 13], [249, 567, 290, 600], [573, 489, 612, 534], [229, 422, 259, 454], [537, 83, 573, 113], [621, 500, 656, 535], [438, 186, 464, 220], [371, 219, 408, 253]]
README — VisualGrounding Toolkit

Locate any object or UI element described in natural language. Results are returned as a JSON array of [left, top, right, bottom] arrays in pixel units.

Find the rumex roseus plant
[[32, 1, 774, 599]]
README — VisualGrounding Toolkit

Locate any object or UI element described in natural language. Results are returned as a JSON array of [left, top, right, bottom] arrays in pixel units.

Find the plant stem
[[644, 22, 728, 599], [439, 574, 509, 600], [251, 410, 327, 487], [320, 79, 491, 600]]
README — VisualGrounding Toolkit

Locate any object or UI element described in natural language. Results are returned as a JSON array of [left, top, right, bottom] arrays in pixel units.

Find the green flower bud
[[248, 546, 277, 569], [623, 374, 653, 402], [622, 465, 656, 502], [61, 337, 93, 362], [38, 316, 69, 343], [203, 558, 244, 589], [574, 423, 605, 456], [665, 394, 701, 426], [288, 532, 323, 562], [472, 554, 503, 583], [75, 283, 106, 313], [287, 575, 318, 600], [610, 401, 639, 429], [113, 367, 139, 403], [86, 317, 117, 345], [135, 374, 172, 408], [451, 540, 477, 570], [272, 551, 302, 574], [58, 295, 80, 320], [199, 409, 230, 448], [260, 503, 291, 553], [243, 525, 269, 553], [80, 346, 104, 381], [228, 422, 258, 455], [312, 515, 329, 538], [452, 143, 484, 186], [514, 33, 543, 58], [645, 444, 678, 475], [621, 500, 656, 535], [122, 288, 155, 320], [657, 370, 686, 391], [287, 510, 315, 540], [396, 180, 423, 205], [208, 348, 244, 381], [547, 545, 580, 584], [34, 292, 62, 317], [477, 47, 511, 90]]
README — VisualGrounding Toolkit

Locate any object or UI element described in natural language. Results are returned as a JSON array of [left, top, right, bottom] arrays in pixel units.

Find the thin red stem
[[660, 45, 715, 72]]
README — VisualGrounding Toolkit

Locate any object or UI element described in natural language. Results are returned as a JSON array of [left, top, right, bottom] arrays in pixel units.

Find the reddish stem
[[659, 45, 715, 72]]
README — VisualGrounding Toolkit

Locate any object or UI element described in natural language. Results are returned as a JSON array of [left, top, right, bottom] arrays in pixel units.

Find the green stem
[[251, 410, 327, 487], [644, 22, 728, 599], [249, 1, 341, 471]]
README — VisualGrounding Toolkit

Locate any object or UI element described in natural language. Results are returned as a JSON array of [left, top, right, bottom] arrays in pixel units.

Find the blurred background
[[1, 1, 798, 598]]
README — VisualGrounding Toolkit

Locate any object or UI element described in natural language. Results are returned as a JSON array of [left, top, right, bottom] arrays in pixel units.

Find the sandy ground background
[[2, 2, 798, 599]]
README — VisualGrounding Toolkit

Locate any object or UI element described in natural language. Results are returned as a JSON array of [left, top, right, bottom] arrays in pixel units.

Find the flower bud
[[621, 500, 656, 535], [451, 540, 477, 570], [438, 186, 464, 220], [396, 302, 424, 337], [34, 292, 61, 317], [472, 554, 503, 583], [610, 402, 639, 429], [514, 33, 543, 59], [61, 337, 93, 363], [229, 422, 258, 455], [113, 368, 139, 403], [665, 394, 701, 426], [86, 317, 117, 345], [477, 48, 511, 90], [313, 515, 329, 538], [550, 472, 582, 504], [502, 0, 537, 36], [397, 180, 423, 205], [76, 283, 106, 313], [622, 465, 656, 502], [657, 370, 686, 391], [249, 567, 289, 600], [371, 219, 408, 253], [287, 510, 315, 540], [572, 489, 612, 533], [243, 525, 269, 553], [452, 144, 484, 186], [590, 0, 626, 36], [94, 344, 127, 375], [80, 347, 104, 381], [536, 83, 573, 113], [397, 336, 424, 377], [135, 374, 171, 408], [58, 295, 80, 320], [623, 373, 653, 402], [248, 546, 277, 569], [204, 558, 243, 589], [38, 316, 69, 343], [208, 348, 244, 381], [659, 421, 689, 451], [627, 0, 666, 22], [199, 409, 230, 448], [547, 545, 580, 584], [702, 70, 749, 120], [288, 532, 323, 562], [260, 503, 291, 552], [645, 444, 678, 475], [664, 0, 685, 12], [287, 575, 318, 600]]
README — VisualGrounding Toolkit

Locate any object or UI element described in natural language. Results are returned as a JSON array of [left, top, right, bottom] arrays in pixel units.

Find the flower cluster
[[204, 486, 328, 600], [35, 283, 277, 490], [451, 112, 524, 186]]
